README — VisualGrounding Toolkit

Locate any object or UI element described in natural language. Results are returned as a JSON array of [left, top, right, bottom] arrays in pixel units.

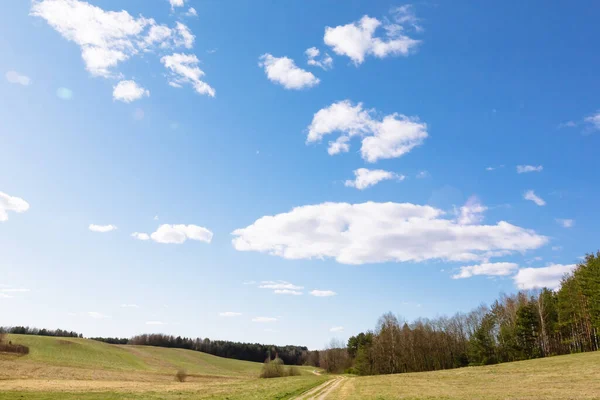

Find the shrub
[[260, 357, 287, 378], [287, 366, 301, 376], [175, 369, 187, 382], [0, 342, 29, 355]]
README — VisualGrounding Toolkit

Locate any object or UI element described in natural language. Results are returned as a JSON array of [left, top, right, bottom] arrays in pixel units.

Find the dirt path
[[293, 376, 349, 400]]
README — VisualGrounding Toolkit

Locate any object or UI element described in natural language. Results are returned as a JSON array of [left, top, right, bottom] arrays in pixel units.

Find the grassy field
[[2, 335, 600, 399], [0, 334, 326, 399], [328, 351, 600, 399]]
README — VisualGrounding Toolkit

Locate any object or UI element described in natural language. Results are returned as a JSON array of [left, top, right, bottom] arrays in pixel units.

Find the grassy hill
[[0, 334, 326, 399]]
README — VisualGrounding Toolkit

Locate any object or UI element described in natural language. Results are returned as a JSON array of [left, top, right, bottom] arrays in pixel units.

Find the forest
[[315, 252, 600, 375]]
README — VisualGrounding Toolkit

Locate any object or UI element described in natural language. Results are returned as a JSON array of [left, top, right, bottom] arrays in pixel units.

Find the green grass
[[328, 351, 600, 399], [0, 335, 327, 399]]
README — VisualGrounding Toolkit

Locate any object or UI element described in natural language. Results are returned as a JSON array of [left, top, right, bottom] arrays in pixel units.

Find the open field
[[2, 335, 600, 399], [328, 351, 600, 400], [0, 334, 327, 399]]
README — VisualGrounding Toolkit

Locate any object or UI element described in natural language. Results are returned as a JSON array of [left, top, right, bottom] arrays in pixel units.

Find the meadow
[[1, 334, 600, 399]]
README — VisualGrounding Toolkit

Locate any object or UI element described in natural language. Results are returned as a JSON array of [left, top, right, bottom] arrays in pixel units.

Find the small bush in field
[[287, 366, 301, 376], [175, 369, 187, 382], [260, 357, 287, 378]]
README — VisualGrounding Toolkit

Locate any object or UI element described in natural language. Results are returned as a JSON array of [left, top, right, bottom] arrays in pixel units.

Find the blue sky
[[1, 0, 599, 350]]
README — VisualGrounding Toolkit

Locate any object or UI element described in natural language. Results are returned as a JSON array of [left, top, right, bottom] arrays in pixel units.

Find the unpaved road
[[294, 376, 349, 400]]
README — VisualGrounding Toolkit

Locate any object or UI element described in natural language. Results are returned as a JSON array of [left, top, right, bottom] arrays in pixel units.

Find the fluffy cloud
[[131, 232, 150, 240], [161, 53, 215, 97], [5, 71, 32, 86], [584, 111, 600, 131], [232, 201, 548, 265], [556, 218, 574, 228], [305, 47, 333, 70], [252, 317, 277, 323], [219, 312, 242, 317], [452, 262, 519, 279], [310, 290, 337, 297], [31, 0, 201, 93], [89, 224, 117, 232], [344, 168, 404, 190], [169, 0, 184, 8], [274, 289, 303, 295], [259, 54, 320, 90], [330, 326, 344, 332], [456, 196, 487, 225], [112, 80, 149, 102], [514, 264, 576, 290], [524, 190, 546, 206], [307, 100, 428, 162], [150, 224, 213, 244], [324, 15, 420, 65], [0, 192, 30, 222], [517, 165, 543, 173], [186, 7, 197, 17]]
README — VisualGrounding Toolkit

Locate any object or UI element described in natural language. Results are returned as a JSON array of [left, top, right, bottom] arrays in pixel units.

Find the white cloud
[[219, 312, 242, 317], [456, 196, 487, 225], [344, 168, 404, 190], [307, 100, 428, 162], [252, 317, 277, 323], [169, 0, 184, 9], [391, 5, 423, 32], [259, 281, 304, 290], [274, 289, 303, 295], [416, 170, 429, 179], [324, 15, 420, 65], [259, 54, 320, 90], [330, 326, 344, 332], [558, 121, 577, 129], [310, 290, 337, 297], [452, 262, 519, 279], [517, 165, 543, 174], [185, 7, 197, 17], [0, 192, 30, 222], [150, 224, 213, 244], [584, 111, 600, 131], [486, 167, 495, 171], [524, 190, 546, 206], [161, 53, 215, 97], [556, 219, 574, 228], [88, 311, 110, 319], [232, 201, 548, 265], [89, 224, 117, 233], [174, 22, 194, 49], [5, 71, 32, 86], [514, 264, 576, 290], [131, 232, 150, 241], [146, 320, 165, 325], [112, 80, 149, 102], [305, 47, 333, 70]]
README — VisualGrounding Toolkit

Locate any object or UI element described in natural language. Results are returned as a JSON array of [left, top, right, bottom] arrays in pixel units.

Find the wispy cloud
[[524, 190, 546, 206], [310, 290, 337, 297], [330, 326, 344, 332], [516, 165, 543, 174], [5, 71, 32, 86], [556, 219, 574, 228]]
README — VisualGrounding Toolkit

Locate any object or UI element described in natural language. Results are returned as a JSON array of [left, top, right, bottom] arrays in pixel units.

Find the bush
[[0, 342, 29, 355], [175, 369, 187, 382], [260, 357, 287, 378], [287, 366, 301, 376]]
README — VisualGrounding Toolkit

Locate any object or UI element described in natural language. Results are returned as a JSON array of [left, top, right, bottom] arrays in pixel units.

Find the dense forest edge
[[3, 252, 599, 375]]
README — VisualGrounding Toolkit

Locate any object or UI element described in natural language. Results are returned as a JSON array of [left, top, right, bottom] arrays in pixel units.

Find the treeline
[[0, 326, 82, 338], [87, 333, 310, 365], [317, 252, 600, 375]]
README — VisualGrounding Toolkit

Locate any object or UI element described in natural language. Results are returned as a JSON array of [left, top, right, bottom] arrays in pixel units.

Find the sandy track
[[293, 376, 348, 400]]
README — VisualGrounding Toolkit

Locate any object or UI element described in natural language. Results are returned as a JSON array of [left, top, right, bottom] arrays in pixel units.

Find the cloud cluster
[[324, 15, 420, 65], [514, 264, 576, 290], [232, 201, 548, 265], [452, 262, 519, 279], [259, 54, 320, 90], [517, 165, 543, 173], [0, 192, 30, 222], [149, 224, 213, 244], [307, 100, 428, 162], [305, 47, 333, 70], [344, 168, 404, 190], [161, 53, 216, 97]]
